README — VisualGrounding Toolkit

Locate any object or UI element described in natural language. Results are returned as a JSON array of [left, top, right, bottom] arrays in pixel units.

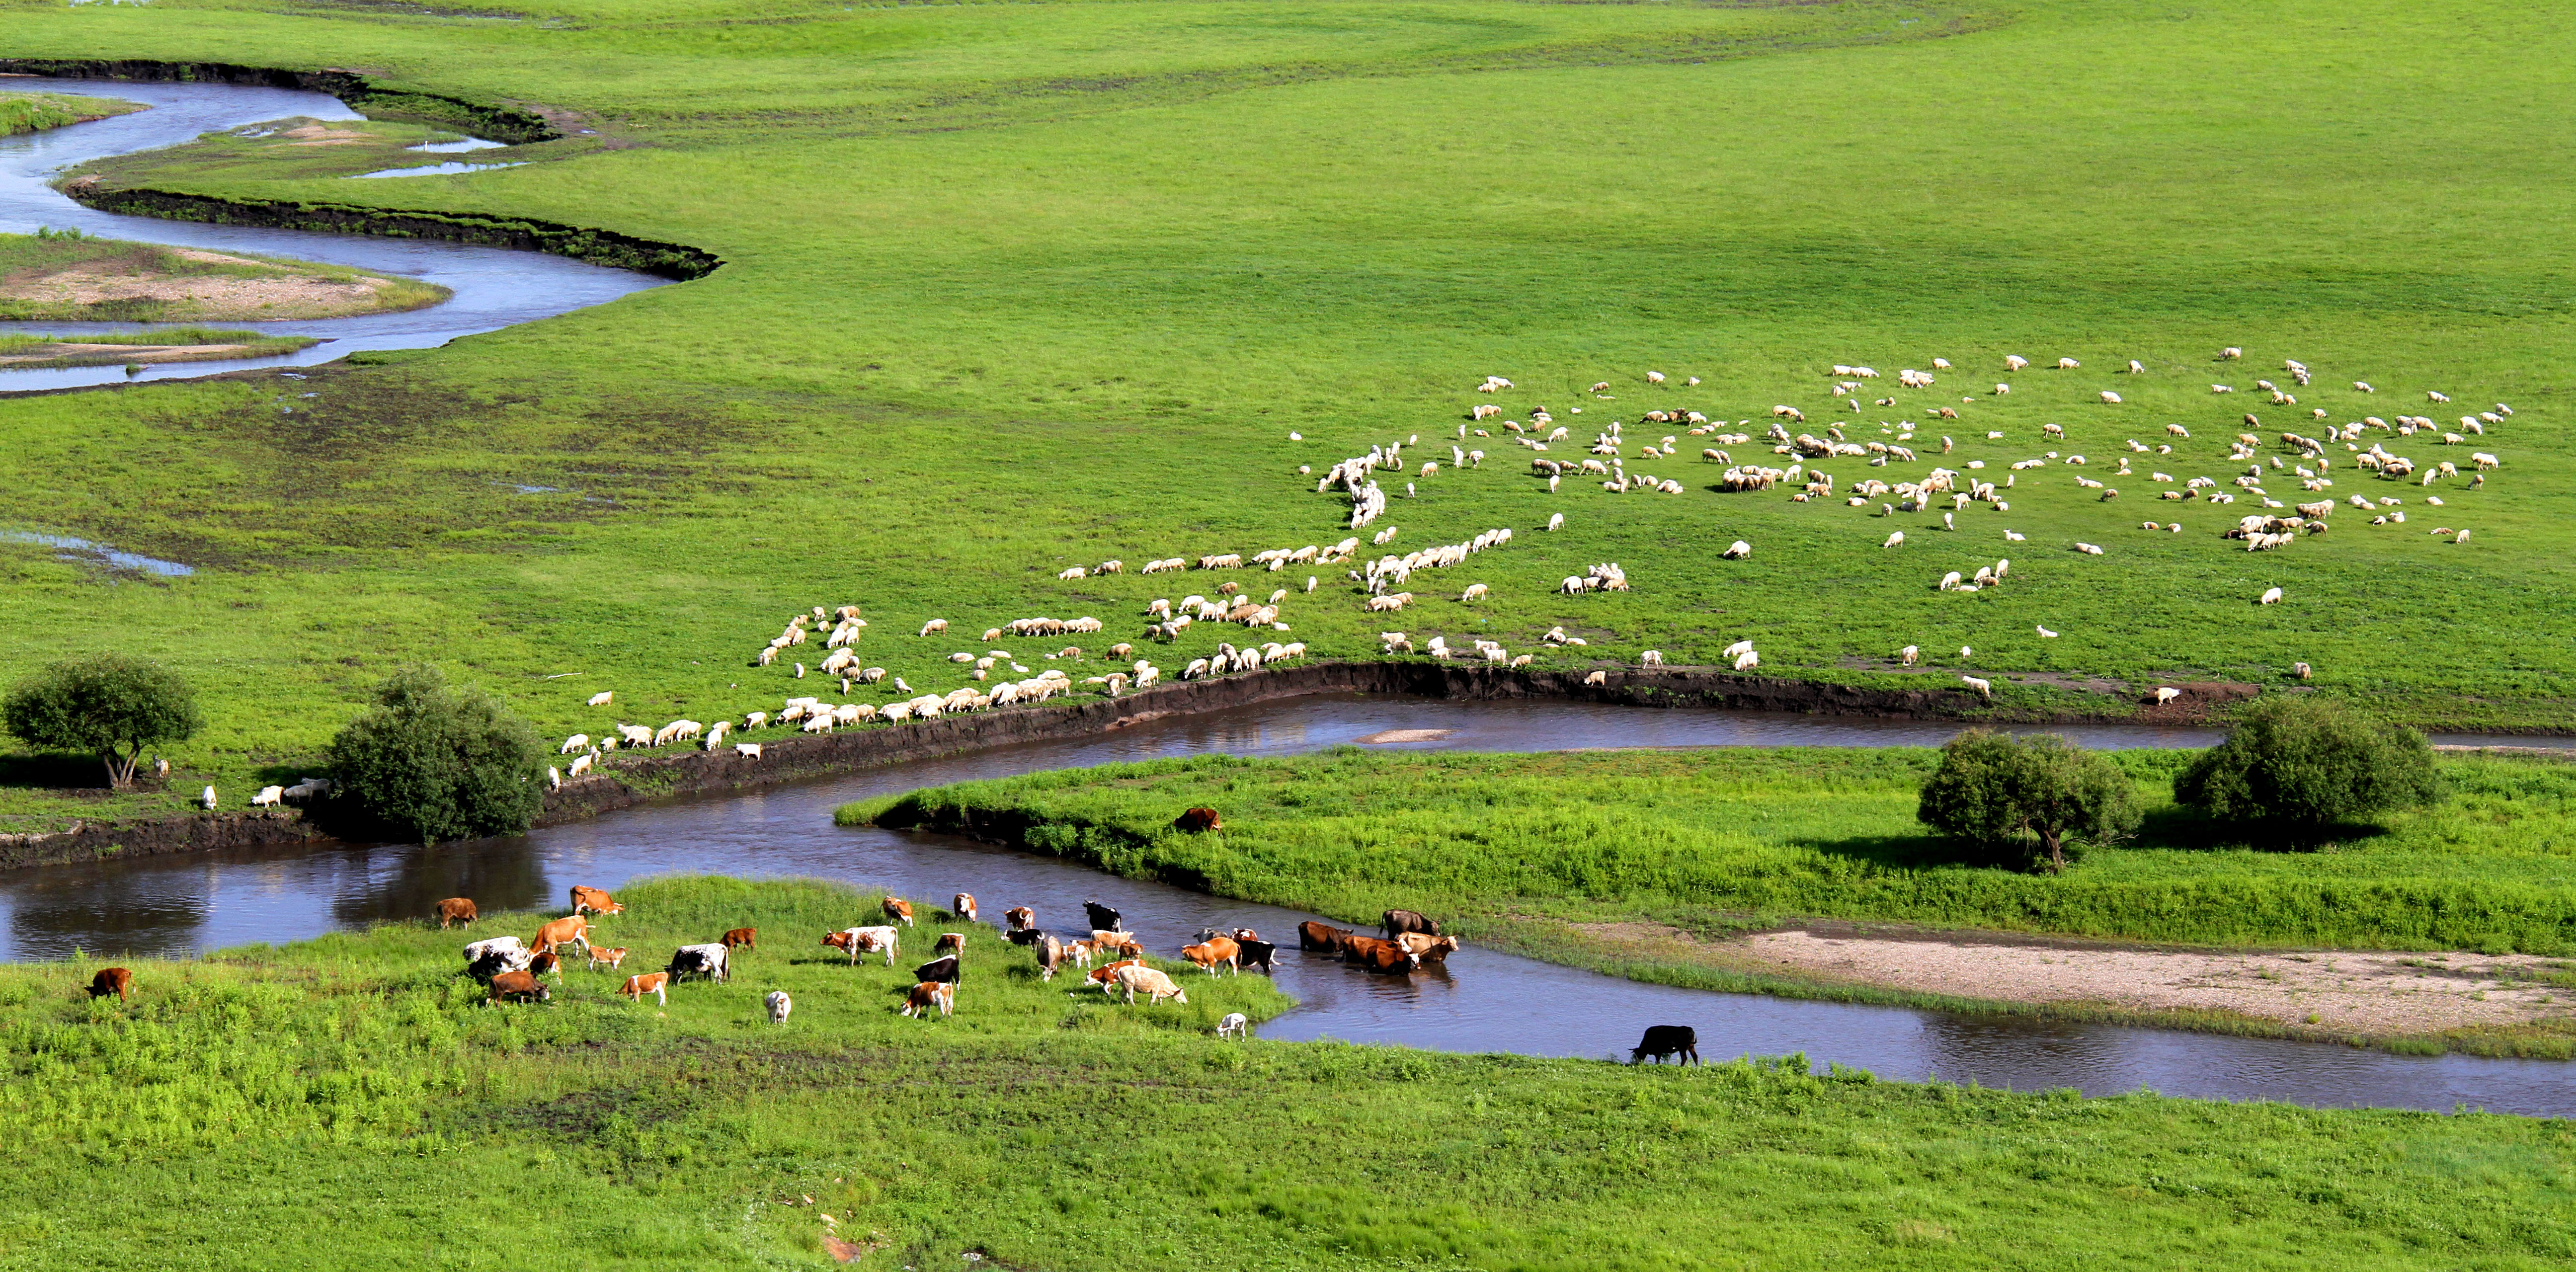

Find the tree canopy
[[2174, 696, 2441, 837], [1917, 730, 2140, 872], [1, 653, 200, 788], [326, 666, 546, 843]]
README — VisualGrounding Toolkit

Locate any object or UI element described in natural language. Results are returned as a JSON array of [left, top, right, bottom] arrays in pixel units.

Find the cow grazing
[[952, 893, 978, 923], [1381, 910, 1443, 940], [569, 885, 624, 917], [487, 969, 550, 1005], [1216, 1012, 1249, 1040], [434, 897, 478, 929], [1631, 1025, 1700, 1065], [766, 990, 793, 1026], [1031, 933, 1069, 981], [1235, 938, 1278, 974], [1342, 935, 1420, 972], [1083, 900, 1124, 932], [1298, 921, 1355, 953], [528, 948, 561, 978], [722, 927, 758, 953], [823, 926, 899, 966], [1393, 933, 1460, 963], [901, 981, 955, 1019], [1182, 935, 1241, 976], [587, 946, 629, 972], [882, 897, 915, 928], [1172, 807, 1222, 833], [668, 943, 729, 984], [1090, 930, 1143, 960], [1114, 964, 1190, 1006], [87, 967, 132, 1003], [933, 932, 966, 957], [914, 954, 961, 985], [1003, 906, 1036, 932], [619, 972, 670, 1006], [463, 936, 533, 979], [532, 915, 591, 958], [1087, 958, 1145, 991]]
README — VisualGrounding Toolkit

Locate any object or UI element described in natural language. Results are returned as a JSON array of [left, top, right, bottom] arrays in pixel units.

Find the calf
[[569, 885, 624, 917], [434, 897, 478, 929], [1235, 938, 1278, 975], [914, 954, 960, 985], [1003, 906, 1036, 932], [1091, 930, 1143, 959], [1341, 936, 1419, 973], [487, 969, 549, 1005], [934, 932, 966, 956], [1381, 909, 1443, 940], [1181, 935, 1241, 976], [1216, 1012, 1249, 1040], [952, 893, 978, 923], [765, 990, 793, 1026], [1087, 958, 1144, 992], [1172, 807, 1222, 833], [901, 981, 955, 1019], [1114, 964, 1190, 1006], [668, 943, 729, 984], [1631, 1025, 1699, 1065], [882, 897, 915, 928], [586, 946, 630, 972], [532, 915, 590, 958], [1298, 920, 1355, 953], [619, 971, 670, 1007], [1393, 933, 1460, 963], [1083, 900, 1123, 932], [528, 948, 561, 978], [87, 967, 132, 1003], [822, 926, 899, 966], [722, 927, 758, 953]]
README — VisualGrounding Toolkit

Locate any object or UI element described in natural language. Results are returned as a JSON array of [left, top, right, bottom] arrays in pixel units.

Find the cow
[[1298, 920, 1355, 953], [619, 971, 670, 1006], [586, 946, 629, 972], [914, 954, 960, 985], [1235, 938, 1277, 975], [1083, 901, 1124, 932], [528, 948, 561, 979], [883, 897, 915, 928], [1172, 807, 1222, 833], [87, 967, 132, 1002], [1631, 1025, 1700, 1065], [952, 893, 978, 923], [668, 943, 729, 984], [1090, 930, 1143, 959], [487, 969, 549, 1005], [1113, 964, 1189, 1006], [463, 937, 533, 978], [1181, 935, 1241, 976], [1087, 958, 1144, 992], [823, 926, 899, 966], [1381, 910, 1443, 940], [933, 932, 966, 956], [766, 990, 793, 1026], [900, 981, 955, 1019], [1216, 1012, 1249, 1039], [434, 897, 478, 929], [1031, 933, 1070, 981], [1003, 906, 1036, 932], [722, 927, 758, 953], [1005, 927, 1048, 947], [1393, 933, 1460, 963], [532, 915, 590, 960], [569, 886, 624, 917], [1341, 935, 1419, 972]]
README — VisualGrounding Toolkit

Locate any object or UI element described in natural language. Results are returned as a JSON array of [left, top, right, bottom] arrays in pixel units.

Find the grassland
[[0, 0, 2571, 823], [845, 747, 2576, 1049], [0, 228, 450, 321], [0, 87, 140, 136], [3, 874, 2570, 1270], [67, 113, 557, 186]]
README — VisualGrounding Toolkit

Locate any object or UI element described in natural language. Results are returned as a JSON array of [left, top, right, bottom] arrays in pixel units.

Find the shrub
[[1916, 730, 2141, 872], [326, 667, 545, 843], [2174, 696, 2441, 837], [0, 653, 201, 788]]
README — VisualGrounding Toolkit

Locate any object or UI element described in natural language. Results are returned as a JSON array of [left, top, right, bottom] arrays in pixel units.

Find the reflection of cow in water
[[1631, 1025, 1699, 1065], [1173, 807, 1222, 833], [1083, 901, 1124, 933]]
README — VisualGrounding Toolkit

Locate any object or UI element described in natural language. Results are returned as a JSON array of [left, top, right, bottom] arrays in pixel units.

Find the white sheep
[[919, 619, 948, 637], [250, 785, 284, 807], [2153, 687, 2181, 704], [586, 691, 613, 707], [1882, 531, 1905, 548], [1960, 676, 1992, 697], [1640, 650, 1664, 667], [560, 734, 590, 755], [1721, 541, 1751, 559], [2259, 587, 2283, 605]]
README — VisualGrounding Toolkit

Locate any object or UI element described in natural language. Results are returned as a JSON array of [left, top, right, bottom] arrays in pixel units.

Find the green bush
[[1917, 731, 2142, 872], [325, 666, 546, 843], [0, 652, 200, 788], [2174, 696, 2442, 838]]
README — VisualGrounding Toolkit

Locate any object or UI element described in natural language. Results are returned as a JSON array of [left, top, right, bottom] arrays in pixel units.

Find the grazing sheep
[[1721, 540, 1752, 559], [1900, 645, 1919, 666], [2294, 661, 2313, 679], [2153, 687, 2181, 704], [1882, 531, 1905, 548], [2036, 626, 2058, 638], [1640, 650, 1664, 667], [2005, 356, 2029, 371], [919, 619, 948, 637], [2259, 587, 2283, 605], [1960, 676, 1992, 697]]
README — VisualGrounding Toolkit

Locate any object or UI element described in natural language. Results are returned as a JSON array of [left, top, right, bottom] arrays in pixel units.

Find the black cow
[[1630, 1025, 1699, 1066], [1083, 901, 1124, 933], [1235, 939, 1277, 975], [1005, 927, 1050, 947], [914, 954, 961, 985], [667, 946, 726, 983], [1381, 909, 1443, 940]]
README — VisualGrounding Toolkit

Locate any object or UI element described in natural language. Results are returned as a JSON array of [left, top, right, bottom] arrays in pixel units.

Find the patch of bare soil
[[278, 124, 373, 146], [0, 257, 410, 320], [1736, 929, 2576, 1033]]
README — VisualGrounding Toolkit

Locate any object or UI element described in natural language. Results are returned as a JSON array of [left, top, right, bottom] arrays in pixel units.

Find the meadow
[[1, 873, 2569, 1270], [0, 0, 2572, 829], [0, 87, 138, 136]]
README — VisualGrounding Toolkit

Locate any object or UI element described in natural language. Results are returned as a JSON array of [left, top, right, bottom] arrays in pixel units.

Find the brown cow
[[488, 969, 550, 1004], [434, 897, 478, 929], [1173, 807, 1222, 833], [722, 927, 758, 953], [532, 915, 590, 959], [1393, 933, 1460, 963], [1342, 935, 1419, 973], [1002, 906, 1036, 932], [587, 946, 630, 972], [1298, 920, 1355, 953], [934, 932, 966, 956], [952, 893, 978, 922], [1181, 935, 1240, 976], [87, 967, 132, 1002], [1090, 930, 1143, 959], [619, 971, 670, 1006], [529, 948, 561, 978], [1086, 958, 1144, 991], [1381, 909, 1443, 940], [900, 981, 955, 1019], [1031, 934, 1068, 982], [569, 886, 624, 917], [883, 897, 914, 928]]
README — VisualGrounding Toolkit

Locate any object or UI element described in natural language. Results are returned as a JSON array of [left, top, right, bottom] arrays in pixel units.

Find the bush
[[1917, 730, 2141, 872], [326, 667, 546, 843], [0, 653, 200, 788], [2174, 696, 2441, 837]]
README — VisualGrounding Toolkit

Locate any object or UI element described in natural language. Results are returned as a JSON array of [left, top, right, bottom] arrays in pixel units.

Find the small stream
[[0, 76, 668, 392], [6, 694, 2570, 1116]]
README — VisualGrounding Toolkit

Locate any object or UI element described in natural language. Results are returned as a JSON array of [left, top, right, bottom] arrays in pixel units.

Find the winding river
[[0, 76, 667, 392], [7, 694, 2571, 1117]]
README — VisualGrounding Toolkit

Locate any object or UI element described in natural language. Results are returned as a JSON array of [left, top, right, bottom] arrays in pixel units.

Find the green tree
[[1, 653, 200, 788], [2174, 696, 2440, 838], [1917, 730, 2141, 872], [327, 667, 546, 843]]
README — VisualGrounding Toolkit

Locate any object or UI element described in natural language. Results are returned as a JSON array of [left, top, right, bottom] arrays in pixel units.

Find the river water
[[0, 76, 667, 392], [8, 694, 2570, 1116]]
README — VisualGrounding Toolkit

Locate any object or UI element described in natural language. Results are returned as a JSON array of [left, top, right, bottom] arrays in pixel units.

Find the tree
[[1917, 730, 2141, 872], [327, 667, 546, 843], [2174, 695, 2440, 837], [1, 653, 201, 789]]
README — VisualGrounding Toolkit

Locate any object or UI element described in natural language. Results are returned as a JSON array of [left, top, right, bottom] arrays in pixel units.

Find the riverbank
[[0, 87, 143, 135], [0, 327, 319, 369], [0, 230, 448, 320]]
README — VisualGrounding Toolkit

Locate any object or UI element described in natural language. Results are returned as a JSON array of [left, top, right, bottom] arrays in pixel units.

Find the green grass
[[3, 874, 2571, 1270], [0, 87, 140, 136], [0, 326, 318, 369], [1, 0, 2573, 831], [67, 113, 563, 185], [0, 228, 451, 321], [847, 747, 2576, 955]]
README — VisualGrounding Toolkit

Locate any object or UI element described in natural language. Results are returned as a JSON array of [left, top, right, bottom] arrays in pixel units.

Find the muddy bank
[[0, 807, 321, 870], [0, 59, 558, 143]]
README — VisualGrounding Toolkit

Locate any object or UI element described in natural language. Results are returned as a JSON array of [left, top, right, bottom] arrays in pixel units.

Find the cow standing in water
[[1631, 1026, 1699, 1065]]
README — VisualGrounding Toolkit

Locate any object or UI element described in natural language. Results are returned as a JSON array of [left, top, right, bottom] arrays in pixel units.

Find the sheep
[[735, 742, 763, 759], [1640, 650, 1664, 667], [2153, 687, 2181, 705], [1882, 531, 1905, 548], [1583, 670, 1608, 686], [560, 734, 590, 755], [1900, 645, 1919, 666], [1547, 513, 1565, 532], [1732, 649, 1759, 671], [2099, 391, 2122, 404], [2005, 355, 2029, 371], [1460, 583, 1489, 602], [2073, 542, 2105, 555], [568, 753, 594, 778], [250, 785, 284, 808], [1960, 675, 1992, 697], [2427, 391, 2449, 403], [2293, 662, 2313, 679], [1721, 540, 1752, 560], [1993, 383, 2012, 396], [919, 619, 948, 637]]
